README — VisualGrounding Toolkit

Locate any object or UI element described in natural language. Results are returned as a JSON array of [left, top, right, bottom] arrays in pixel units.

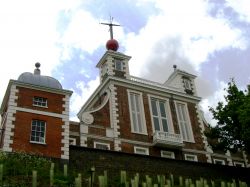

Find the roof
[[18, 72, 62, 89]]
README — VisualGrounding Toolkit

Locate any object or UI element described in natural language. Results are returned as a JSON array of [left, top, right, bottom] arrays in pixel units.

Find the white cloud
[[59, 9, 125, 58], [200, 81, 228, 126], [226, 0, 250, 23], [0, 0, 64, 103], [124, 0, 246, 79], [69, 76, 100, 121]]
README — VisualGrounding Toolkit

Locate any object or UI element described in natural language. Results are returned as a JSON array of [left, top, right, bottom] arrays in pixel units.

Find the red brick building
[[0, 63, 72, 159], [0, 42, 249, 167], [74, 46, 249, 167]]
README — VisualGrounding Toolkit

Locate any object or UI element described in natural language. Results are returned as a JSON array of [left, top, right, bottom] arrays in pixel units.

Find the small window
[[183, 78, 192, 90], [115, 59, 123, 71], [234, 161, 244, 167], [94, 142, 110, 150], [161, 151, 175, 159], [33, 97, 47, 107], [184, 154, 198, 162], [213, 159, 225, 165], [30, 120, 46, 144], [134, 146, 149, 155]]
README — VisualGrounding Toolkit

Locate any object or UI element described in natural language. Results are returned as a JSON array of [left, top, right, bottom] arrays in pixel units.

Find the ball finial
[[106, 39, 119, 51], [35, 62, 41, 69]]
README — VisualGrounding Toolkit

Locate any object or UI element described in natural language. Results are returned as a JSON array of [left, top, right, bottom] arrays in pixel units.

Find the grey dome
[[18, 72, 62, 89]]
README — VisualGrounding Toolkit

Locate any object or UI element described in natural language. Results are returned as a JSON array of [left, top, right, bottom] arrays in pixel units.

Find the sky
[[0, 0, 250, 124]]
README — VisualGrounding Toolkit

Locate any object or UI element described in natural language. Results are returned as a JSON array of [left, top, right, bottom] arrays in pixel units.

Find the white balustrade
[[153, 131, 183, 147]]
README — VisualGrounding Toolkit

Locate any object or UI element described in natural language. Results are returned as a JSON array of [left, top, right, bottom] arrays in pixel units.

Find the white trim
[[174, 101, 194, 142], [243, 151, 250, 168], [80, 136, 87, 147], [13, 106, 68, 118], [225, 150, 233, 166], [30, 120, 46, 144], [213, 158, 225, 165], [127, 89, 147, 135], [161, 150, 175, 159], [94, 141, 110, 150], [109, 84, 121, 151], [33, 96, 48, 108], [184, 154, 198, 162], [134, 146, 149, 155], [69, 138, 76, 145], [195, 105, 213, 163], [234, 161, 245, 167], [61, 95, 70, 160], [2, 85, 18, 152], [148, 94, 174, 134], [77, 75, 201, 119]]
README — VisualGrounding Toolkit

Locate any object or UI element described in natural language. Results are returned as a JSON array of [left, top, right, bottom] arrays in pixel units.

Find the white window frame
[[33, 96, 48, 107], [175, 101, 194, 142], [127, 90, 147, 135], [213, 158, 225, 165], [69, 138, 76, 145], [134, 146, 149, 155], [30, 120, 46, 144], [233, 161, 245, 167], [184, 154, 198, 162], [114, 59, 123, 71], [161, 150, 175, 159], [148, 95, 174, 133], [94, 142, 110, 150]]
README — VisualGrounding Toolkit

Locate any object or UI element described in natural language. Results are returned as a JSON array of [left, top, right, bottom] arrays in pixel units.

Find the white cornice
[[96, 50, 131, 68], [14, 106, 68, 118], [77, 75, 202, 118]]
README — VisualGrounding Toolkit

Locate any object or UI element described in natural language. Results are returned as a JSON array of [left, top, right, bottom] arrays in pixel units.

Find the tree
[[205, 80, 250, 153]]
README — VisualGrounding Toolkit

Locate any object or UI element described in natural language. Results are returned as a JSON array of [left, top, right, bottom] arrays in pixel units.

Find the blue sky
[[0, 0, 250, 124]]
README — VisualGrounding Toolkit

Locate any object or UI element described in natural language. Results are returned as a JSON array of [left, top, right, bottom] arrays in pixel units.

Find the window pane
[[159, 101, 166, 117], [132, 113, 138, 132], [153, 117, 160, 131], [151, 99, 158, 116], [162, 119, 168, 132], [130, 94, 135, 111], [137, 113, 142, 132], [135, 95, 140, 113], [30, 120, 46, 143]]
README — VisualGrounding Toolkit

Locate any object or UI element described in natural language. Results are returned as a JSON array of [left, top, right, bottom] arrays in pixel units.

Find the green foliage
[[205, 80, 250, 153]]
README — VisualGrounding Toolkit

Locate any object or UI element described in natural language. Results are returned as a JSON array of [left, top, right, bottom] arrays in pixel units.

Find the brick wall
[[12, 111, 63, 158], [69, 146, 250, 184], [17, 87, 64, 114], [115, 85, 206, 154]]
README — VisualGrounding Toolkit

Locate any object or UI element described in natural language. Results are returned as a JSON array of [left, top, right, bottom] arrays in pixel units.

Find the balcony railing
[[153, 131, 183, 148]]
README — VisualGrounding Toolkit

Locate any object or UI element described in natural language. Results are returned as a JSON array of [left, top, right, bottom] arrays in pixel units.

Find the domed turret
[[18, 63, 62, 89]]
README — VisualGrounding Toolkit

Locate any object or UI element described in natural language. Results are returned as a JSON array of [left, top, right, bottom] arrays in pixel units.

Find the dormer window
[[33, 96, 47, 107], [183, 78, 192, 90], [115, 59, 123, 71]]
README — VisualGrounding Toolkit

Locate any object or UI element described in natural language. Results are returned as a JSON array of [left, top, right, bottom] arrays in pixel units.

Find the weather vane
[[100, 17, 120, 40]]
